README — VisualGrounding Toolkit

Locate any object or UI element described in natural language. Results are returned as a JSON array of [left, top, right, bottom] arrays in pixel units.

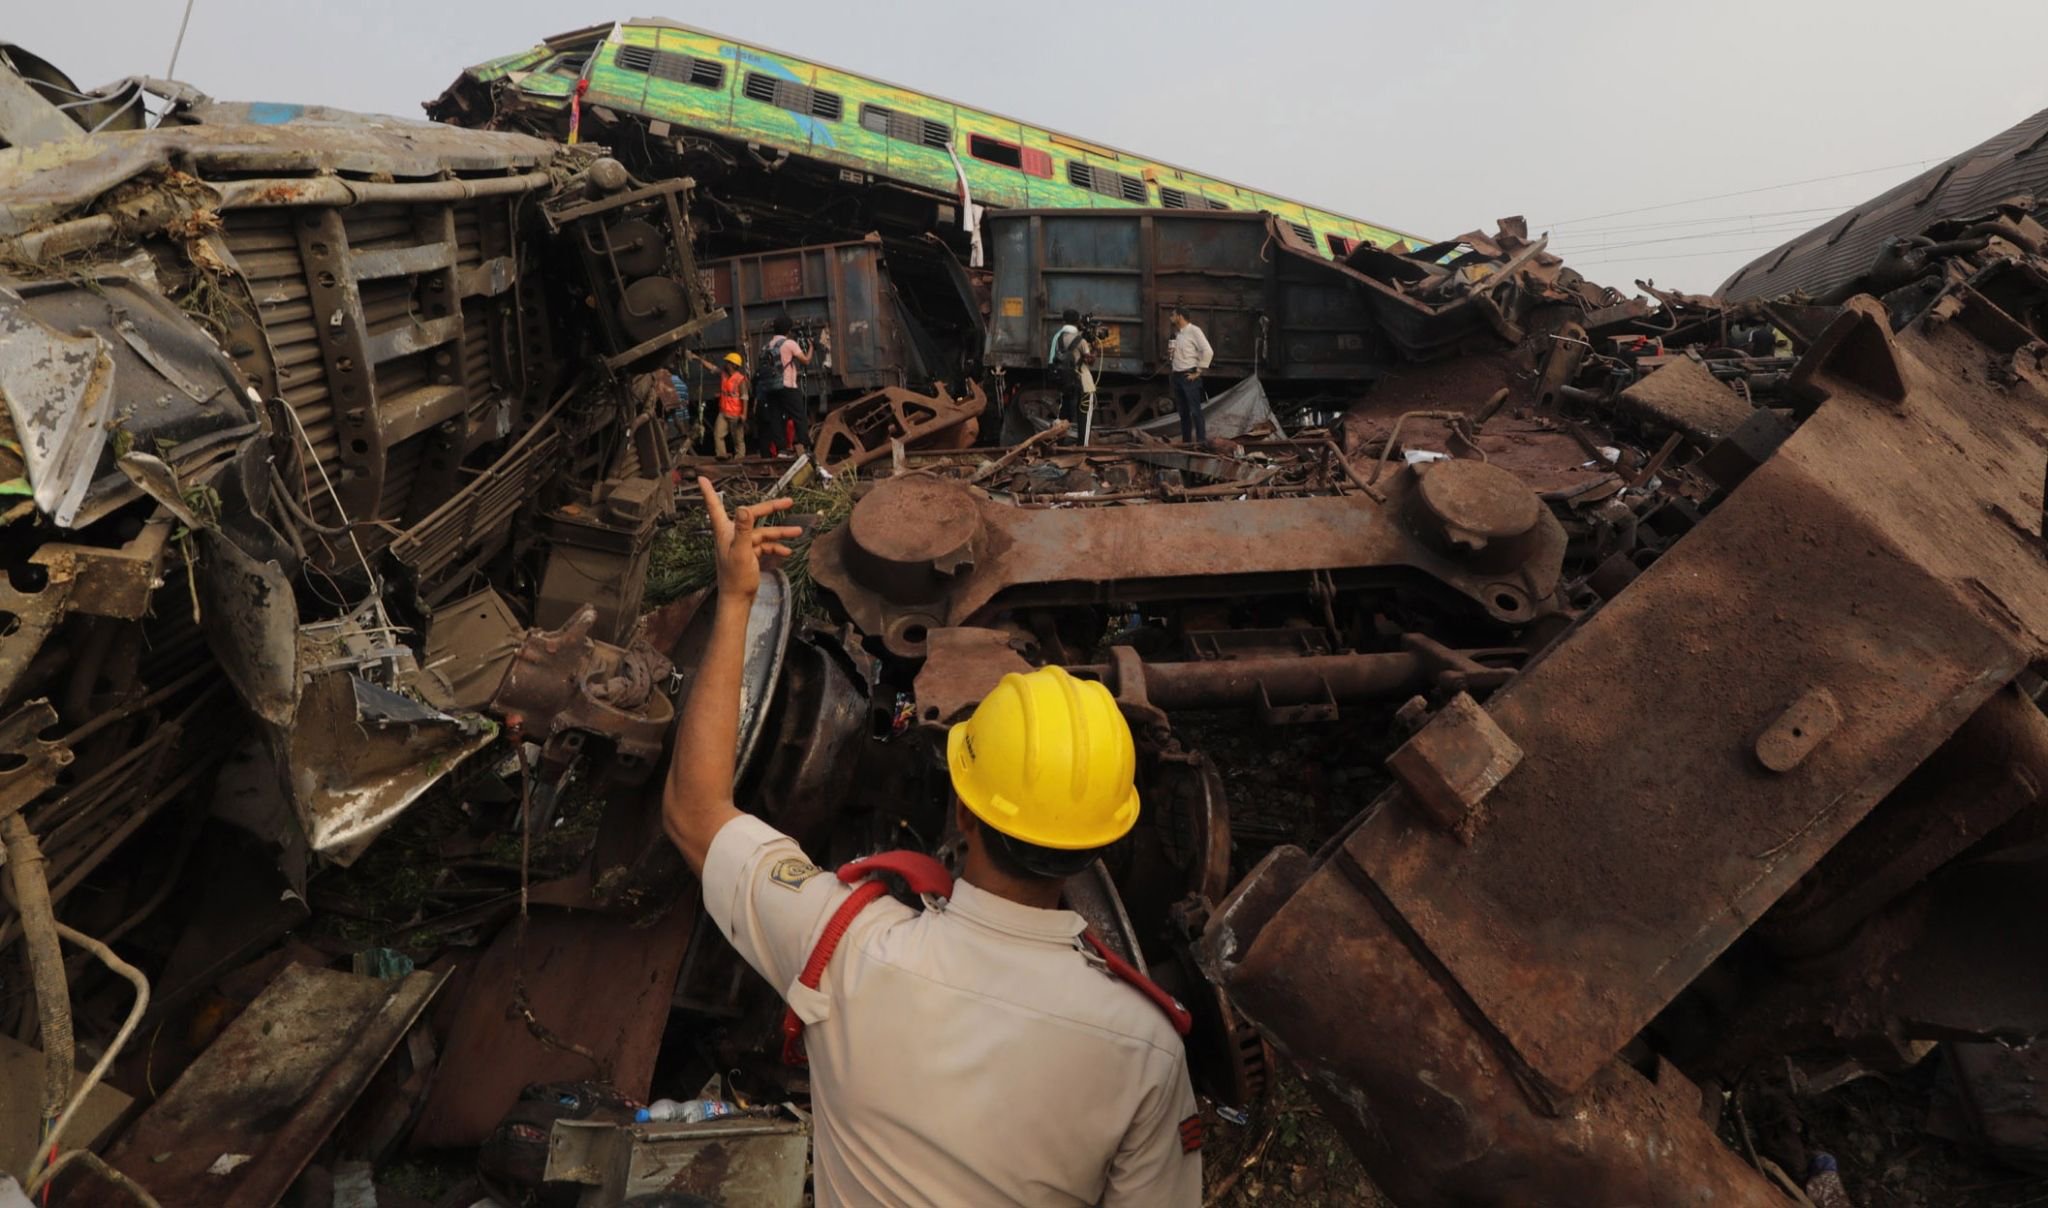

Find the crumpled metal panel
[[86, 964, 444, 1208], [1347, 299, 2048, 1098], [545, 1112, 812, 1207], [0, 109, 559, 236], [0, 288, 113, 528], [0, 274, 252, 530], [284, 606, 497, 864]]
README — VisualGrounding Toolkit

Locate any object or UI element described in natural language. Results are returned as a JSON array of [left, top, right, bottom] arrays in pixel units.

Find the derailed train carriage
[[5, 31, 2048, 1208]]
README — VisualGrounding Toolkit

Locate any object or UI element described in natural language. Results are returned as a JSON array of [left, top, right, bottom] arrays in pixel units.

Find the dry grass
[[648, 469, 863, 618]]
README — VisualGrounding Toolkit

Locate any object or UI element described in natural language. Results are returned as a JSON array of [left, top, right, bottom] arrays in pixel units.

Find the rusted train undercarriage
[[4, 39, 2048, 1208]]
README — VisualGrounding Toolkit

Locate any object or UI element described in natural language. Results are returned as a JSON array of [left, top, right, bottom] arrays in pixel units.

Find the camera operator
[[1048, 308, 1095, 440], [759, 315, 813, 459]]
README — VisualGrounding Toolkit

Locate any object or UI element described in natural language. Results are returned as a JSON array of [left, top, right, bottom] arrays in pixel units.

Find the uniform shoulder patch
[[768, 856, 823, 891], [1179, 1114, 1203, 1154]]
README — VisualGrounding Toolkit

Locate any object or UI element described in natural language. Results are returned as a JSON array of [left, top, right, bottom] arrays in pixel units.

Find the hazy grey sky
[[13, 1, 2048, 293]]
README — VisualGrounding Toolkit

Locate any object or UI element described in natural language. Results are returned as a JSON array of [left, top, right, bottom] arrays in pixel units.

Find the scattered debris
[[2, 21, 2047, 1208]]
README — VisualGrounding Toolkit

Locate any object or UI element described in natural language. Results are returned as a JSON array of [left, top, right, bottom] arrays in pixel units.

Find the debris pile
[[1, 28, 2047, 1208]]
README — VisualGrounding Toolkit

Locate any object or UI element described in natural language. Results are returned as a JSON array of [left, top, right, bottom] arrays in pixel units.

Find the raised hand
[[697, 476, 803, 601]]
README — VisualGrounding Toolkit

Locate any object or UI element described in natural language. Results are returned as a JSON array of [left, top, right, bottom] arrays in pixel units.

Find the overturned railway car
[[430, 19, 1425, 262]]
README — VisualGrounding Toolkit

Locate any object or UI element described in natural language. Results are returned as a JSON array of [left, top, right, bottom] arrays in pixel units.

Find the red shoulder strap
[[780, 853, 1192, 1064], [836, 851, 953, 896], [1081, 930, 1194, 1037], [781, 852, 954, 1066]]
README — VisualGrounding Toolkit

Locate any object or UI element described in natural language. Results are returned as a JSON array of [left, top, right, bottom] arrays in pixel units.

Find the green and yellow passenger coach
[[452, 19, 1424, 259]]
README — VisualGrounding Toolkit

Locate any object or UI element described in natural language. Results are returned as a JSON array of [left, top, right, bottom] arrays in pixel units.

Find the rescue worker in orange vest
[[662, 479, 1202, 1207], [691, 350, 749, 460]]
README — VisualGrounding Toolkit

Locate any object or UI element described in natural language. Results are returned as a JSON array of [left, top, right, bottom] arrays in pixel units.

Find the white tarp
[[1129, 375, 1286, 441]]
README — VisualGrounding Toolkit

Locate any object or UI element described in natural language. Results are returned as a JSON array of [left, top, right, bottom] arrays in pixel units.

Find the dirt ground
[[1201, 1066, 1391, 1206]]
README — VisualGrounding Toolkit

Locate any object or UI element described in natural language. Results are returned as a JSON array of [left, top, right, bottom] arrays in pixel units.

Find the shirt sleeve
[[1193, 327, 1213, 370], [700, 814, 853, 994], [1101, 1049, 1202, 1206]]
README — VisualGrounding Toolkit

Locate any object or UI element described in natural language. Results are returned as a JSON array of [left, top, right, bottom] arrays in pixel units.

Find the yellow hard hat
[[947, 665, 1140, 850], [723, 351, 744, 366]]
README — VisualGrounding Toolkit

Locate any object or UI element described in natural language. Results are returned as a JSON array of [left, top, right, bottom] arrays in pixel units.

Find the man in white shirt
[[1166, 307, 1213, 444], [662, 480, 1203, 1206]]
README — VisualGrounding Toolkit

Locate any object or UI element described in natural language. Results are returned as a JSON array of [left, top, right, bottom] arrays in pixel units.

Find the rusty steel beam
[[811, 460, 1567, 659], [1077, 651, 1429, 715]]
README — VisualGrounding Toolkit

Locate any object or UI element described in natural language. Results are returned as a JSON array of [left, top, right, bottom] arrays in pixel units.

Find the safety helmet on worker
[[947, 665, 1140, 852], [723, 351, 744, 367]]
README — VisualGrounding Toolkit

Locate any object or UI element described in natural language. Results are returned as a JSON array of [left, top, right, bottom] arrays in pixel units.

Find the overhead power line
[[1569, 244, 1786, 269], [1536, 159, 1937, 229], [1549, 203, 1863, 240], [1556, 221, 1824, 255]]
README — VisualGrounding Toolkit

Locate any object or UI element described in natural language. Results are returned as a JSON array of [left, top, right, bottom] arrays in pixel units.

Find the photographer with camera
[[753, 315, 813, 459], [1048, 308, 1095, 440]]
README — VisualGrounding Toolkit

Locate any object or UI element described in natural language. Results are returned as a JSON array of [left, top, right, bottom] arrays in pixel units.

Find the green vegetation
[[647, 470, 861, 619]]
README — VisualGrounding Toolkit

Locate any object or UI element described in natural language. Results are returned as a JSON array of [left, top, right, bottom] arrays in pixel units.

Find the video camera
[[1078, 313, 1111, 343]]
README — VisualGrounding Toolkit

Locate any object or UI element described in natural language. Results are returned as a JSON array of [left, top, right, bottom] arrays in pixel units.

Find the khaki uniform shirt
[[703, 815, 1202, 1207]]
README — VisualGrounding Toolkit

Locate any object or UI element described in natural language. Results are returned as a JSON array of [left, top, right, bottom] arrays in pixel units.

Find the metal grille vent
[[744, 73, 841, 121], [1068, 162, 1148, 203], [861, 105, 951, 149], [616, 46, 726, 90]]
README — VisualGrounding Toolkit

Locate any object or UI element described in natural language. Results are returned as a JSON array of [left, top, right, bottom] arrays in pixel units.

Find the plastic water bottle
[[1804, 1153, 1855, 1208], [636, 1098, 737, 1124]]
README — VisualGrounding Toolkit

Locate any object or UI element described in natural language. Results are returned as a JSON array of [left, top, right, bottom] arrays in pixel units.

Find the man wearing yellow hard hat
[[688, 349, 750, 460], [663, 480, 1201, 1206]]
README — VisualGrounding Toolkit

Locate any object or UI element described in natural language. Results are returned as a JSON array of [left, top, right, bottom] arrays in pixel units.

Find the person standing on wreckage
[[660, 479, 1202, 1207], [1165, 307, 1212, 445]]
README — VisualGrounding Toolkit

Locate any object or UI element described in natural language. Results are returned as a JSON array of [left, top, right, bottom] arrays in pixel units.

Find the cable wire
[[1537, 159, 1937, 229], [165, 0, 197, 79]]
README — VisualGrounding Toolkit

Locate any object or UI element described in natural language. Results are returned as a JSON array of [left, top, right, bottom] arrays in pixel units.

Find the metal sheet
[[697, 236, 924, 393], [1350, 303, 2048, 1097], [546, 1113, 811, 1207], [409, 902, 697, 1149], [89, 964, 443, 1208], [0, 287, 114, 528], [1206, 848, 1781, 1206], [984, 209, 1390, 382]]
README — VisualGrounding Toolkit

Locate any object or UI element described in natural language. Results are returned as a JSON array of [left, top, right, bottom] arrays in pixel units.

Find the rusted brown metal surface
[[812, 380, 986, 472], [1347, 297, 2048, 1098], [811, 463, 1566, 658], [1204, 849, 1780, 1206], [411, 902, 697, 1150], [1208, 251, 2048, 1200], [79, 964, 443, 1207], [488, 604, 677, 783]]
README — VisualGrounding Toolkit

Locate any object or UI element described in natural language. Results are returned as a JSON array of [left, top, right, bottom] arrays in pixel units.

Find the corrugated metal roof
[[1718, 106, 2048, 302]]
